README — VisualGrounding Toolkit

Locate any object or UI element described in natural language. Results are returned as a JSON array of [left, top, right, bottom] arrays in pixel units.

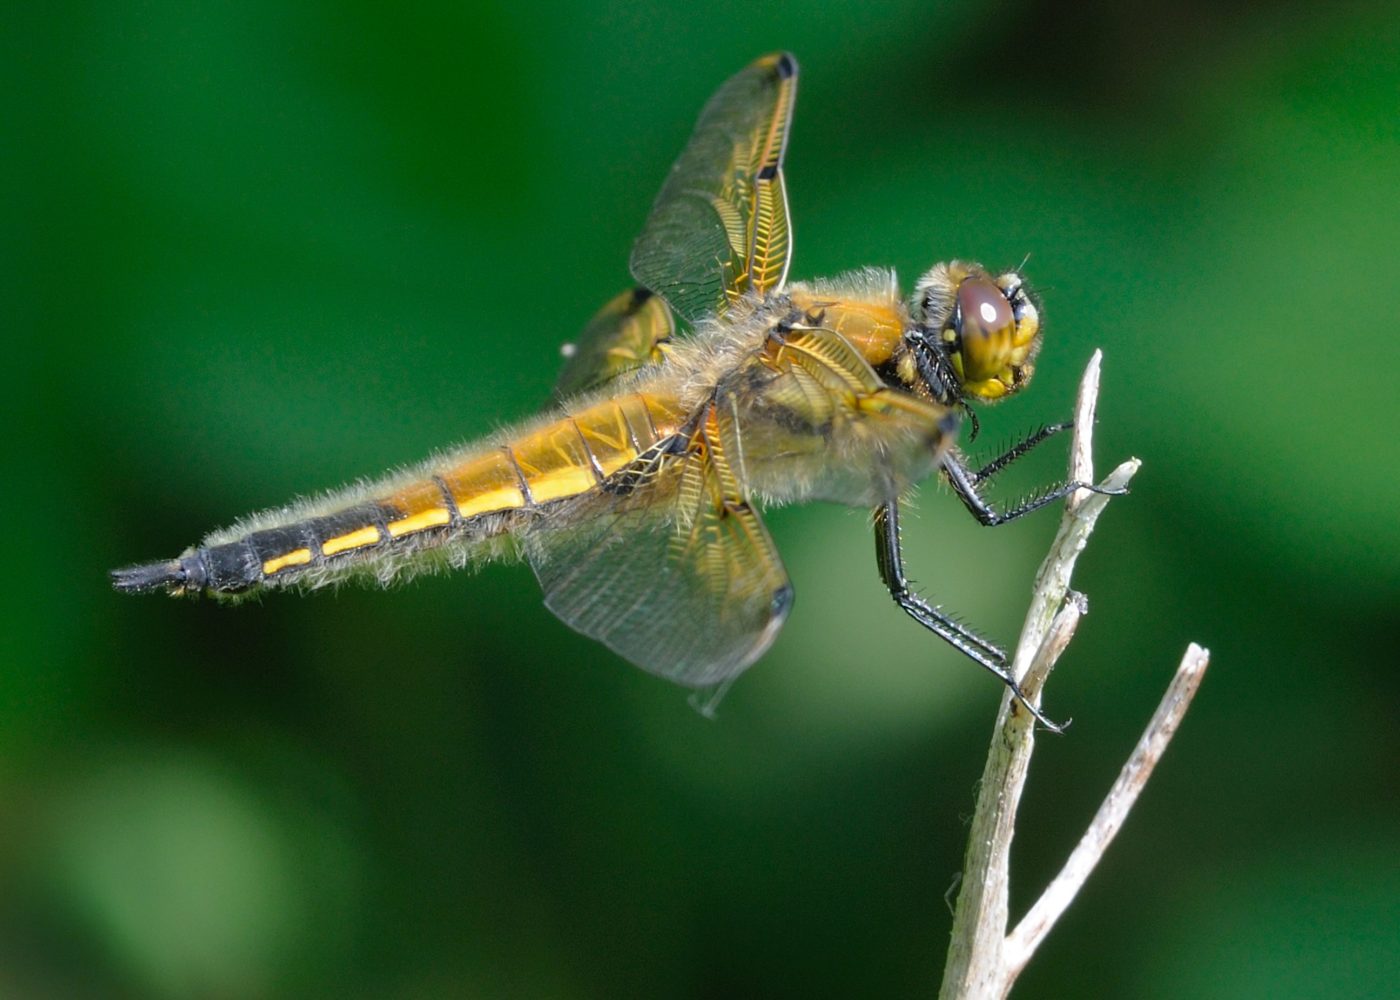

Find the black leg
[[971, 421, 1072, 482], [873, 501, 1064, 732], [944, 448, 1126, 528]]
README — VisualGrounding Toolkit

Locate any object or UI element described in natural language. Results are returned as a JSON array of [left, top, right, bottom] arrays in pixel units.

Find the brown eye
[[953, 276, 1015, 385], [957, 277, 1015, 350]]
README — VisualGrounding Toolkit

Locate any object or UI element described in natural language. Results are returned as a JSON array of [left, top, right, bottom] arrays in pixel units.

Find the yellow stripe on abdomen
[[386, 507, 451, 538], [251, 392, 691, 585], [262, 548, 313, 575], [382, 393, 687, 533], [509, 417, 601, 504], [321, 525, 381, 556], [507, 393, 684, 505], [439, 450, 527, 519]]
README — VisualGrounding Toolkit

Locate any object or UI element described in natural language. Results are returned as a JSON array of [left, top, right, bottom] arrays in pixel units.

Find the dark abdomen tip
[[110, 560, 186, 594], [111, 550, 210, 596]]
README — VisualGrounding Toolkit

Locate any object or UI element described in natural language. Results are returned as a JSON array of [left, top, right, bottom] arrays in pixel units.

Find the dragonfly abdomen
[[110, 491, 476, 598], [112, 392, 686, 597]]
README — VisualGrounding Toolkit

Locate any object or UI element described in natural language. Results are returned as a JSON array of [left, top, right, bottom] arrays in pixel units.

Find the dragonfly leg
[[944, 445, 1126, 528], [872, 501, 1063, 731], [969, 421, 1073, 482]]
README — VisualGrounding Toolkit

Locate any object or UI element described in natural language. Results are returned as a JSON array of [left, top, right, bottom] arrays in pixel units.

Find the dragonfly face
[[903, 262, 1043, 409], [113, 53, 1102, 723]]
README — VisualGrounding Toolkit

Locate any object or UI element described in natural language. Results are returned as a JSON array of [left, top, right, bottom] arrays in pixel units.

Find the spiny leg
[[873, 500, 1002, 663], [970, 421, 1073, 483], [873, 501, 1063, 732], [944, 445, 1126, 528]]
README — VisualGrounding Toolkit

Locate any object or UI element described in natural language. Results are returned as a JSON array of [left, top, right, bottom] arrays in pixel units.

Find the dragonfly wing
[[555, 287, 675, 400], [525, 402, 792, 689], [555, 54, 797, 395], [629, 52, 798, 325]]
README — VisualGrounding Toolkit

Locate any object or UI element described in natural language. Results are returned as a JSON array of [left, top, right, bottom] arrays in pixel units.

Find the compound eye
[[953, 276, 1015, 385]]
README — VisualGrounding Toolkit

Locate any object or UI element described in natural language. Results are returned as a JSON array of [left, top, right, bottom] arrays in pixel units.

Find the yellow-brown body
[[158, 272, 927, 601], [112, 53, 1056, 698]]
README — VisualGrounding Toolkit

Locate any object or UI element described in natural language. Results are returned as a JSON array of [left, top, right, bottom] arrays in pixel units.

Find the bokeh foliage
[[4, 1, 1397, 996]]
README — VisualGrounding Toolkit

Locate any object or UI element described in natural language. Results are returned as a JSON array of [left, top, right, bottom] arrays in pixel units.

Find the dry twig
[[938, 352, 1210, 999]]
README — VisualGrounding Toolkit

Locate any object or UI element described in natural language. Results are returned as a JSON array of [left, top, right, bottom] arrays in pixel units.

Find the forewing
[[555, 287, 675, 399], [525, 404, 791, 689], [629, 52, 798, 325]]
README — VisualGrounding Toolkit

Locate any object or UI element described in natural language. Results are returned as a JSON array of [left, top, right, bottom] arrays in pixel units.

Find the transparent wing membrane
[[629, 52, 798, 325], [526, 405, 791, 689], [555, 287, 676, 399], [558, 53, 798, 394]]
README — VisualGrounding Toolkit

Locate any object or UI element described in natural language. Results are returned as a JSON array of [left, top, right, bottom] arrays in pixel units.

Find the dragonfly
[[112, 53, 1116, 726]]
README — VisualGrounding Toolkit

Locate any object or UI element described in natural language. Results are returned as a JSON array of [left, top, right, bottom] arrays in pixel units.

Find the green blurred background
[[5, 1, 1398, 996]]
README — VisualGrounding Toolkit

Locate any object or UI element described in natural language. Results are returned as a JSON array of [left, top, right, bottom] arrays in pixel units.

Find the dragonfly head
[[909, 262, 1042, 405]]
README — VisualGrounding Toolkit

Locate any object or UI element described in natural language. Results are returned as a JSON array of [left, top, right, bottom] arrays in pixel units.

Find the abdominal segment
[[193, 392, 685, 596]]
